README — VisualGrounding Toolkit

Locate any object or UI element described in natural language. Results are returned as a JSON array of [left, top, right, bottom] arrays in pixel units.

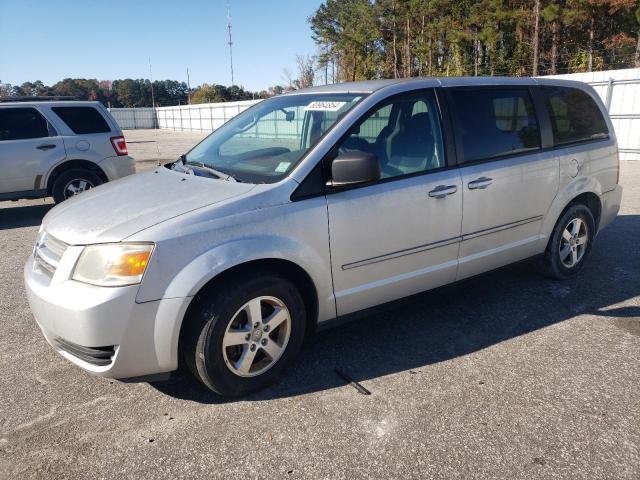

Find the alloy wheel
[[559, 217, 588, 268], [221, 296, 291, 378], [64, 178, 94, 198]]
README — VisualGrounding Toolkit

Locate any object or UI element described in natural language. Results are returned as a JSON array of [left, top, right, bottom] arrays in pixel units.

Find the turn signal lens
[[109, 251, 151, 277], [72, 243, 154, 287]]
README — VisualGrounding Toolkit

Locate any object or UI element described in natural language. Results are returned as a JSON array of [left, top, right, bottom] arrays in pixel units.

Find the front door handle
[[468, 177, 493, 190], [428, 184, 458, 199], [36, 144, 56, 151]]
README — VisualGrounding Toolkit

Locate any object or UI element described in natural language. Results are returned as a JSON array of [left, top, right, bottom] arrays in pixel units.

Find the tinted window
[[52, 106, 111, 134], [450, 88, 541, 163], [0, 107, 49, 141], [542, 86, 608, 146], [337, 91, 445, 179]]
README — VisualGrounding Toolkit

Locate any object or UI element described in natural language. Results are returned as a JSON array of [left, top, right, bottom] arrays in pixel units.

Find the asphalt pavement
[[0, 131, 638, 479]]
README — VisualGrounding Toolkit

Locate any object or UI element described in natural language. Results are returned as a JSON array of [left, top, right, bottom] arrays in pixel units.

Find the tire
[[52, 169, 103, 203], [181, 272, 306, 397], [542, 204, 596, 280]]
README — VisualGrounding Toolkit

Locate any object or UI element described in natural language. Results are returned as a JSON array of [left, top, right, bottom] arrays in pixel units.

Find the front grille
[[53, 338, 116, 367], [34, 232, 68, 277]]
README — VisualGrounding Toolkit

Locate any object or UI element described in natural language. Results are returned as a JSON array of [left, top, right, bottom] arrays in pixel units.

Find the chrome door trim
[[341, 215, 544, 271], [461, 215, 544, 241], [341, 236, 461, 270]]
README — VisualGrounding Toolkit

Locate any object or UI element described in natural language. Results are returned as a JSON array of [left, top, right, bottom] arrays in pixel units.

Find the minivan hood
[[43, 168, 255, 244]]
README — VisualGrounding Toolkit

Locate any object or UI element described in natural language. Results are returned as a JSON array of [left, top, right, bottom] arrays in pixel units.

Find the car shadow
[[146, 214, 639, 403], [0, 202, 52, 230]]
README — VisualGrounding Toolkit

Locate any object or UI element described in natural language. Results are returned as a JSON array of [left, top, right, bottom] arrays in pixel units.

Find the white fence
[[155, 100, 260, 131], [108, 107, 156, 129], [110, 68, 640, 160], [109, 100, 260, 132], [544, 67, 640, 160]]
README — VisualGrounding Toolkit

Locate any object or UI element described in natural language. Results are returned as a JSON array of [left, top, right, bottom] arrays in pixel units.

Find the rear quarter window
[[542, 86, 609, 146], [51, 106, 112, 134]]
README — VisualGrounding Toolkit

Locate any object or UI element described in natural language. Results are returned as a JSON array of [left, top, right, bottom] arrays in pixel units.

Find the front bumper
[[98, 155, 136, 181], [24, 254, 189, 379], [599, 184, 623, 232]]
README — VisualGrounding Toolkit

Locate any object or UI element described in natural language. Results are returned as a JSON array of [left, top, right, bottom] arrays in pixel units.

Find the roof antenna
[[226, 0, 235, 85]]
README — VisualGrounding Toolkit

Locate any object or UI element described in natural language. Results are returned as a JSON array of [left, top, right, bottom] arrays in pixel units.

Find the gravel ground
[[124, 129, 208, 170], [0, 131, 638, 479]]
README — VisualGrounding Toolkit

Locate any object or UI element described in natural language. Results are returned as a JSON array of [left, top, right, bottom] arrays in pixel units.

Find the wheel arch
[[175, 258, 320, 368], [568, 191, 601, 232], [45, 159, 108, 195], [541, 189, 603, 253], [188, 258, 317, 327]]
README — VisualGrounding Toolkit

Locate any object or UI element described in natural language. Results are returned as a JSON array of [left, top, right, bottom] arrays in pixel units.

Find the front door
[[326, 90, 463, 316]]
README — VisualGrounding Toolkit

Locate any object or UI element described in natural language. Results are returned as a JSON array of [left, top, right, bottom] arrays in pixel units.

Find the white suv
[[0, 100, 135, 203]]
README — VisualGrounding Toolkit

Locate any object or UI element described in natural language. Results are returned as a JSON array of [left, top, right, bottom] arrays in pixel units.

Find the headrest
[[404, 112, 432, 136]]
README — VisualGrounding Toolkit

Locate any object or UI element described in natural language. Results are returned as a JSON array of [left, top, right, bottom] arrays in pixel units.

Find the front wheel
[[542, 204, 595, 280], [181, 272, 306, 397]]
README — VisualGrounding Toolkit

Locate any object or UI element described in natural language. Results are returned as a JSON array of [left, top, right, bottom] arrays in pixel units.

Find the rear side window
[[542, 86, 608, 146], [0, 107, 49, 140], [450, 88, 541, 163], [51, 106, 111, 134]]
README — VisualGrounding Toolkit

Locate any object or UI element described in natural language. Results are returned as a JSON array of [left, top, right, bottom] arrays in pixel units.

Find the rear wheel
[[181, 272, 306, 397], [542, 204, 595, 279], [52, 169, 102, 203]]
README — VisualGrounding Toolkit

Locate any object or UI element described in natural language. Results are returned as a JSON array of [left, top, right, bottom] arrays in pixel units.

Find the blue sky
[[0, 0, 323, 91]]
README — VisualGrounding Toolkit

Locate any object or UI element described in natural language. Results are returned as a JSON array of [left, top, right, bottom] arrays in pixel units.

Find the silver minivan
[[0, 101, 135, 203], [24, 78, 622, 396]]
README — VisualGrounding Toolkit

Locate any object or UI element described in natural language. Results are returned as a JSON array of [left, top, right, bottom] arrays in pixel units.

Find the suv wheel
[[52, 169, 103, 203], [182, 272, 306, 397], [543, 204, 595, 279]]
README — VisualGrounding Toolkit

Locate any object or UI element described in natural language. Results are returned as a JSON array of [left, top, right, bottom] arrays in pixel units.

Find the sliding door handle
[[468, 177, 493, 189], [428, 185, 458, 199], [36, 144, 56, 151]]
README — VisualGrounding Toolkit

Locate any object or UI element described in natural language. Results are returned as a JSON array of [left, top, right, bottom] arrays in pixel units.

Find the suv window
[[52, 106, 111, 134], [0, 107, 50, 141], [450, 88, 541, 163], [542, 86, 609, 146], [337, 91, 445, 179]]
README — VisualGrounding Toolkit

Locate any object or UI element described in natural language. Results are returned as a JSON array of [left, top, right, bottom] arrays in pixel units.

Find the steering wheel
[[338, 137, 370, 156]]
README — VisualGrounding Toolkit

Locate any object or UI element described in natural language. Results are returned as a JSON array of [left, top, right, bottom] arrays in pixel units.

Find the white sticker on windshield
[[305, 101, 346, 112], [275, 161, 291, 173]]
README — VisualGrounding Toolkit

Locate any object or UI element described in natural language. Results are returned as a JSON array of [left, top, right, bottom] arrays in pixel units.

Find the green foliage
[[2, 78, 266, 106], [310, 0, 640, 78]]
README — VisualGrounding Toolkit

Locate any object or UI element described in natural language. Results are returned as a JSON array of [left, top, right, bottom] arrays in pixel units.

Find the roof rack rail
[[0, 95, 79, 103]]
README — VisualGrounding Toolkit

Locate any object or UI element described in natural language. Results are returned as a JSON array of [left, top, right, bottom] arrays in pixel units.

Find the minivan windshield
[[180, 93, 364, 183]]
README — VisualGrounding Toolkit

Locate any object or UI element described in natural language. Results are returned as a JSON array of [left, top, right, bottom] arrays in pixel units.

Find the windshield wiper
[[179, 155, 239, 182]]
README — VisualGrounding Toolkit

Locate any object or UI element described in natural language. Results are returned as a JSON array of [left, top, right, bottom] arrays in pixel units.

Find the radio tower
[[226, 0, 235, 85]]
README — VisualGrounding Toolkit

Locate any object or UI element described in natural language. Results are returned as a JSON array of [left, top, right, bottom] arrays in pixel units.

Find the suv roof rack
[[0, 95, 79, 103]]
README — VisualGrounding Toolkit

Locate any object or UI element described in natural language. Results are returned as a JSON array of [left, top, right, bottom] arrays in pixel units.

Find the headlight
[[72, 243, 154, 287]]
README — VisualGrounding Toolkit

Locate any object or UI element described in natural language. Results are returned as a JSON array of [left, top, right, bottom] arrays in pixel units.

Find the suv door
[[446, 86, 559, 280], [325, 90, 463, 315], [0, 106, 65, 195]]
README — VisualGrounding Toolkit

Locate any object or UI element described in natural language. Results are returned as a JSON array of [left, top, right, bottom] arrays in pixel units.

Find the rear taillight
[[110, 136, 128, 156]]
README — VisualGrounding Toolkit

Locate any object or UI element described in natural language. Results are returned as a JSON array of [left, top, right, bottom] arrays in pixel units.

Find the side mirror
[[327, 151, 380, 187]]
